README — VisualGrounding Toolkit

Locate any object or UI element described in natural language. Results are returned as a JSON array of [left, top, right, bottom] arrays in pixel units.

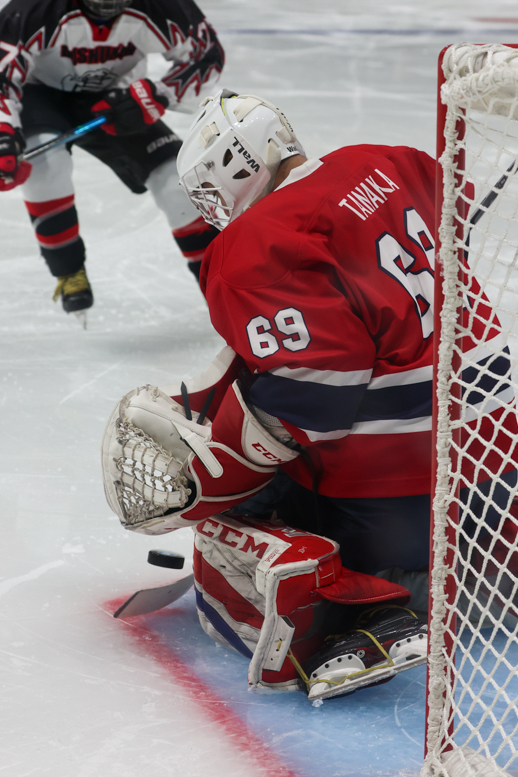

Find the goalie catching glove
[[101, 378, 299, 534]]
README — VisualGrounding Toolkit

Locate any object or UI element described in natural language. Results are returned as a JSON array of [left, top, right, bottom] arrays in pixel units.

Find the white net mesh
[[423, 44, 518, 777]]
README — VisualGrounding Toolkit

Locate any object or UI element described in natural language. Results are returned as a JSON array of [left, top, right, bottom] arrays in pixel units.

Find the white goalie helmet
[[177, 89, 305, 229], [82, 0, 132, 18]]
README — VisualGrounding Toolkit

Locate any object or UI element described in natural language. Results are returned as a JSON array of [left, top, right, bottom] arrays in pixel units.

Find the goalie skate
[[302, 607, 427, 702]]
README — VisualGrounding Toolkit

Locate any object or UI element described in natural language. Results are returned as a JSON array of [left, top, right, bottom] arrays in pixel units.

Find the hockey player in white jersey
[[0, 0, 224, 316]]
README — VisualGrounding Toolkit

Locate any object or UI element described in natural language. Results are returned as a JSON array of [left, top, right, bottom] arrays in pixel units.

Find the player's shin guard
[[172, 215, 219, 280], [192, 514, 411, 694], [24, 195, 86, 277]]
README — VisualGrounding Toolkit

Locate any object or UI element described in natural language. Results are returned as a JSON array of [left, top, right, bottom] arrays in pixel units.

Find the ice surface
[[1, 1, 518, 775]]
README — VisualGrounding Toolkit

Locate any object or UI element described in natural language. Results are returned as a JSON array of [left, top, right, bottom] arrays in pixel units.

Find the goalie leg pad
[[192, 514, 411, 694]]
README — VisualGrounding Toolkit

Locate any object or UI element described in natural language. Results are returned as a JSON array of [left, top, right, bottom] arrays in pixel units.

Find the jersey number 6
[[246, 307, 311, 358], [376, 207, 435, 339]]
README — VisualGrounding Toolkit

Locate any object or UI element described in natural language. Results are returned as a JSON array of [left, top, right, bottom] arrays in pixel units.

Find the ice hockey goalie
[[101, 346, 428, 701]]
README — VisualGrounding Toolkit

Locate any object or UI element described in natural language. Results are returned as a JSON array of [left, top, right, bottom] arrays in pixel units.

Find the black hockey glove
[[91, 79, 169, 136], [0, 124, 31, 192]]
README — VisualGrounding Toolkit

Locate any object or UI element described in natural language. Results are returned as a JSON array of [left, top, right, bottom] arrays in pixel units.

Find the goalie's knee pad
[[192, 514, 411, 694]]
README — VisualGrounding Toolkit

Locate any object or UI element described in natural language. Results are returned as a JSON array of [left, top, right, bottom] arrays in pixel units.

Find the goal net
[[423, 44, 518, 777]]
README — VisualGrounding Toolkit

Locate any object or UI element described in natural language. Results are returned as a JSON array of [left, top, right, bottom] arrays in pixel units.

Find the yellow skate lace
[[288, 634, 394, 693], [53, 267, 90, 302], [288, 605, 418, 693]]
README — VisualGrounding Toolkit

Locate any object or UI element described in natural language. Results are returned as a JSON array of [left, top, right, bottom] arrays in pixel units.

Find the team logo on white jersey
[[61, 68, 117, 91]]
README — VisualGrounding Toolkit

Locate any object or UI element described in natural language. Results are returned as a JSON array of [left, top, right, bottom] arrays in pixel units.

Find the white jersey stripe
[[351, 416, 433, 435], [301, 427, 351, 442], [269, 365, 372, 387], [368, 365, 433, 389], [462, 331, 510, 365], [464, 388, 516, 422]]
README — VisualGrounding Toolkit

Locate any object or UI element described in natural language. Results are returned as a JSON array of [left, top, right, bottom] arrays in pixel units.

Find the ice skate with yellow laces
[[53, 266, 93, 328], [300, 606, 428, 702]]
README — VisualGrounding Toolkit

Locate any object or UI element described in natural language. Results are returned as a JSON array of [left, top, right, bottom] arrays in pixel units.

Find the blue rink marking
[[451, 628, 518, 768], [146, 594, 518, 776], [146, 591, 427, 777]]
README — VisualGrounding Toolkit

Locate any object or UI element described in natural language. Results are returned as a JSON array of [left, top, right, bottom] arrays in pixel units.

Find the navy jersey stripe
[[248, 372, 367, 433], [355, 380, 432, 423], [463, 351, 511, 383], [464, 381, 513, 407], [250, 349, 514, 437]]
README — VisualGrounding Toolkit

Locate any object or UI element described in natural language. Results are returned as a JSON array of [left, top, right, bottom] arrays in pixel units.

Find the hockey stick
[[22, 116, 106, 162], [468, 159, 518, 228], [460, 160, 518, 266], [113, 573, 194, 618]]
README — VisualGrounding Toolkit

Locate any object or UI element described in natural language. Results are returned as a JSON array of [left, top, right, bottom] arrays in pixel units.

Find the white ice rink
[[2, 1, 518, 775]]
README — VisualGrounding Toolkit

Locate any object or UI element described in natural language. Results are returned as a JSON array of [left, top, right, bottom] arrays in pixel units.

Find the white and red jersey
[[200, 145, 518, 500], [0, 0, 224, 129]]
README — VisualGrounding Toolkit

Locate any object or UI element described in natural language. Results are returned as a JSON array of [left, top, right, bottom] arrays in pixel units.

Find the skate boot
[[301, 606, 428, 702], [53, 267, 94, 316]]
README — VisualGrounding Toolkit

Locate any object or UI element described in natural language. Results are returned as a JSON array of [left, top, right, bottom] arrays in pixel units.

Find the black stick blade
[[113, 574, 194, 618]]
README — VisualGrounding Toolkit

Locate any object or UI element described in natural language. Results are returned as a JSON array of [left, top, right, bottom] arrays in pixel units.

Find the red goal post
[[424, 43, 518, 777]]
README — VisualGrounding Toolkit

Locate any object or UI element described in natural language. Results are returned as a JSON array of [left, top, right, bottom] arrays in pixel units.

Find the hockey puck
[[147, 549, 185, 570]]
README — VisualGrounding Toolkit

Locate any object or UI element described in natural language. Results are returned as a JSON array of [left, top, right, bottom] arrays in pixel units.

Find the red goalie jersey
[[200, 145, 518, 500]]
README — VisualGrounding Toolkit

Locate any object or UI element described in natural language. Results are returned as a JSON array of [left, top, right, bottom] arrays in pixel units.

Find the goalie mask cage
[[424, 44, 518, 777]]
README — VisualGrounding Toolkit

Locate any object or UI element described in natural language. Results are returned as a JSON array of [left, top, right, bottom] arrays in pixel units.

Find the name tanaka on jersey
[[339, 168, 400, 221]]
